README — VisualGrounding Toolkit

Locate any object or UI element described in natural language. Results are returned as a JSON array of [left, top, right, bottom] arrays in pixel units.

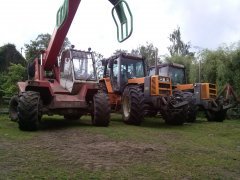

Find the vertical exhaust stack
[[154, 51, 158, 75]]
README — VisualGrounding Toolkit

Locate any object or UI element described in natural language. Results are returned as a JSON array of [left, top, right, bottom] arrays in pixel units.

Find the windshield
[[120, 58, 145, 80], [168, 67, 185, 85], [72, 53, 96, 81], [149, 68, 155, 76], [150, 66, 185, 85]]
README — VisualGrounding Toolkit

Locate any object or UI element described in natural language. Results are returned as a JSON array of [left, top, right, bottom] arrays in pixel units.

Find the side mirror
[[111, 0, 133, 43]]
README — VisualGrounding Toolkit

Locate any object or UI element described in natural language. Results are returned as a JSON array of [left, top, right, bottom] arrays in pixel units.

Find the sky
[[1, 0, 240, 58]]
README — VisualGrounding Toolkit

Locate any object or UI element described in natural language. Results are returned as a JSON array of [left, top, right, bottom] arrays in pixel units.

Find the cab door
[[60, 51, 74, 92], [110, 58, 120, 92]]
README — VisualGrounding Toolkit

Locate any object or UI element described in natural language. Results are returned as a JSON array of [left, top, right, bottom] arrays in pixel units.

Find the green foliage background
[[0, 44, 26, 99], [1, 64, 26, 96], [0, 33, 72, 99], [1, 29, 240, 98]]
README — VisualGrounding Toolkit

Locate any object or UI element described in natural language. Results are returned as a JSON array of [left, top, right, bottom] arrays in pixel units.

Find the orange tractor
[[9, 0, 133, 131], [100, 53, 191, 125], [148, 63, 238, 122]]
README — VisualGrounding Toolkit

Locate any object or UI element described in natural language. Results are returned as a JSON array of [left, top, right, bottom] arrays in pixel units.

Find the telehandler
[[9, 0, 133, 130]]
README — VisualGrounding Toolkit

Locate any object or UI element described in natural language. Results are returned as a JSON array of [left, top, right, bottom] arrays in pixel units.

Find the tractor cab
[[60, 49, 97, 92], [149, 63, 186, 86], [103, 53, 145, 93]]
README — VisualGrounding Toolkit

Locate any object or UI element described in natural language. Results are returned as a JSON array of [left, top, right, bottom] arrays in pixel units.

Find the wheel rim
[[123, 96, 130, 118]]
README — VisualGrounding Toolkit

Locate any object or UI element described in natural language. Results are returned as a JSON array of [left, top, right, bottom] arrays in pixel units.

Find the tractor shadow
[[40, 115, 93, 131], [140, 117, 208, 130], [39, 114, 208, 131], [110, 115, 207, 129], [109, 114, 197, 129]]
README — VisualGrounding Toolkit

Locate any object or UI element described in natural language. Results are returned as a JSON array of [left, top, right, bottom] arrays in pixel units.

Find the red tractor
[[9, 0, 133, 131]]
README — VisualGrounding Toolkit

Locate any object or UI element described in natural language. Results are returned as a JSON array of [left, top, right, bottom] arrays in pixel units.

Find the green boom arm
[[109, 0, 133, 42], [44, 0, 133, 70]]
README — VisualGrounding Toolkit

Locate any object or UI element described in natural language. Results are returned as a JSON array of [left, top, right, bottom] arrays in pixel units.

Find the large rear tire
[[9, 95, 19, 122], [17, 91, 42, 131], [122, 86, 144, 125], [91, 92, 110, 126]]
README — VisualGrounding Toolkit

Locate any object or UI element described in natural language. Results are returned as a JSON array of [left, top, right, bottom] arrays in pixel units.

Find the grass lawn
[[0, 114, 240, 179]]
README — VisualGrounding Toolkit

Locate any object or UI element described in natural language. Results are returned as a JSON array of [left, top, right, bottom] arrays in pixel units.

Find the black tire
[[171, 91, 197, 123], [99, 82, 108, 93], [64, 114, 81, 121], [164, 111, 184, 125], [91, 92, 110, 126], [161, 94, 185, 125], [182, 92, 197, 123], [184, 104, 197, 123], [9, 95, 19, 122], [17, 91, 42, 131], [206, 110, 226, 122], [206, 110, 216, 122], [122, 86, 144, 125], [27, 62, 35, 78]]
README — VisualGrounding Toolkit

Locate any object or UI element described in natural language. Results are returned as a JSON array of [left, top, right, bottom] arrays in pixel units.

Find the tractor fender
[[18, 81, 54, 105], [99, 78, 113, 93]]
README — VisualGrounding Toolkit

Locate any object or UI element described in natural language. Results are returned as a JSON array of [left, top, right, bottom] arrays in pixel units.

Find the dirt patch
[[0, 128, 167, 173], [27, 129, 166, 171]]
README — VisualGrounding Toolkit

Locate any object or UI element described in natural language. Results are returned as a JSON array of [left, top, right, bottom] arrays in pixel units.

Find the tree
[[131, 42, 160, 67], [93, 51, 104, 78], [24, 33, 71, 61], [168, 27, 193, 57], [199, 44, 240, 95], [164, 27, 196, 83], [1, 63, 27, 96], [24, 34, 51, 61], [0, 44, 26, 72], [0, 72, 6, 98], [230, 48, 240, 94], [113, 49, 128, 55]]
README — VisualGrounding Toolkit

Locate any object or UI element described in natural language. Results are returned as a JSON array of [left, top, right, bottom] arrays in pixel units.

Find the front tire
[[17, 91, 42, 131], [206, 110, 226, 122], [182, 92, 197, 123], [161, 94, 185, 125], [91, 92, 110, 126], [122, 86, 144, 125]]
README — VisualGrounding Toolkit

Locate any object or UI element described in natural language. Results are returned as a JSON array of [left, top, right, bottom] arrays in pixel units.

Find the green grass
[[0, 115, 37, 140], [0, 114, 240, 179]]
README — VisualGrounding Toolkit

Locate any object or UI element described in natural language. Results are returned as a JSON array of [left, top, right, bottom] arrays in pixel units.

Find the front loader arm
[[43, 0, 80, 71], [43, 0, 133, 71]]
